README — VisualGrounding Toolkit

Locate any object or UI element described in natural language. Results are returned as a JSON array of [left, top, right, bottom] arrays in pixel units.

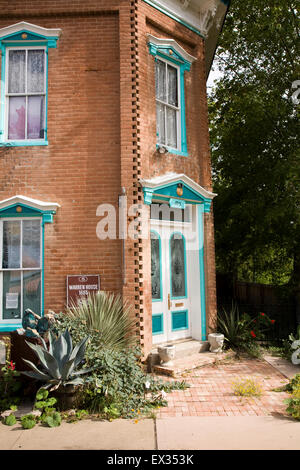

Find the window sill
[[0, 140, 48, 147], [156, 145, 188, 157], [0, 323, 22, 332]]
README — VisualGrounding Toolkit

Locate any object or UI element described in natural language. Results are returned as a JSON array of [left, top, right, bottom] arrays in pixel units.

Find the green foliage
[[3, 414, 17, 426], [217, 303, 275, 357], [34, 388, 62, 428], [232, 378, 263, 398], [52, 315, 188, 418], [79, 346, 188, 418], [35, 388, 57, 412], [0, 361, 22, 411], [284, 374, 300, 420], [21, 414, 36, 430], [20, 329, 93, 391], [64, 291, 137, 350], [41, 411, 62, 428], [209, 0, 299, 286]]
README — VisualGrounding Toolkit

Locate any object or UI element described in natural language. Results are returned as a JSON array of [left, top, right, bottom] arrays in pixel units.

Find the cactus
[[21, 329, 92, 391]]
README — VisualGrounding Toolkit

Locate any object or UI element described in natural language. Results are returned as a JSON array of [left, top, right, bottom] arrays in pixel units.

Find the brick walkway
[[155, 357, 290, 418]]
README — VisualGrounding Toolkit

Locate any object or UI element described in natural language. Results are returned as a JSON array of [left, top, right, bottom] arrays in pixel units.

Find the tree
[[209, 0, 300, 319]]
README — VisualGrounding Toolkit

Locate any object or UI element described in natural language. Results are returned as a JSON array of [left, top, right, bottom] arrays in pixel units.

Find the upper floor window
[[155, 58, 180, 151], [0, 22, 61, 147], [6, 47, 46, 141], [148, 34, 196, 157]]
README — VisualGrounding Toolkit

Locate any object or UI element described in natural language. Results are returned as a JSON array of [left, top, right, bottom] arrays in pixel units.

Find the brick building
[[0, 0, 229, 360]]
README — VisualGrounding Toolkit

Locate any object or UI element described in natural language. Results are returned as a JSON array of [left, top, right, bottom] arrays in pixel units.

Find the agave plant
[[66, 291, 137, 350], [21, 329, 93, 391]]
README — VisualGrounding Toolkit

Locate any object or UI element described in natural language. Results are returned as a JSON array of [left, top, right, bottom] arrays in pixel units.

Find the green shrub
[[0, 361, 22, 411], [64, 291, 137, 350], [217, 303, 275, 357], [52, 314, 188, 418], [21, 414, 36, 430], [232, 378, 263, 397], [3, 414, 17, 426], [284, 374, 300, 421]]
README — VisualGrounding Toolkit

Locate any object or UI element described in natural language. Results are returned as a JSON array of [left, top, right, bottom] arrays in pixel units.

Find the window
[[0, 22, 61, 146], [0, 218, 42, 323], [155, 58, 180, 150], [6, 48, 46, 141], [148, 34, 196, 156]]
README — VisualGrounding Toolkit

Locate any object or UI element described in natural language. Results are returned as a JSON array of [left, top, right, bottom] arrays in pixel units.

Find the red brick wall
[[0, 6, 123, 315], [0, 0, 217, 355]]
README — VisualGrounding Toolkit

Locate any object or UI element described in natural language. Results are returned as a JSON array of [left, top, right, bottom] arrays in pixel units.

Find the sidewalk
[[1, 355, 299, 451], [1, 415, 300, 450]]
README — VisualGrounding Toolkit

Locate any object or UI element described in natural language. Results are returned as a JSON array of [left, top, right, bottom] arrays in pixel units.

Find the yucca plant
[[21, 329, 93, 391], [217, 302, 254, 351], [66, 291, 137, 350]]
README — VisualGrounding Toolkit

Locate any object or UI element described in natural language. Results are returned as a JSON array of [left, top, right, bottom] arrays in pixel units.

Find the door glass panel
[[22, 219, 41, 268], [170, 233, 186, 298], [2, 221, 21, 269], [23, 270, 41, 314], [151, 232, 161, 300], [3, 271, 21, 319]]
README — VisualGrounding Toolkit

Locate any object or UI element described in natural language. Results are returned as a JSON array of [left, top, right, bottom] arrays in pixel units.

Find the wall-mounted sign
[[67, 275, 100, 306]]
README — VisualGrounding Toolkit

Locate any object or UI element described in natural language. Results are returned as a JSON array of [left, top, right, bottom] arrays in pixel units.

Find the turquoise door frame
[[142, 174, 216, 342]]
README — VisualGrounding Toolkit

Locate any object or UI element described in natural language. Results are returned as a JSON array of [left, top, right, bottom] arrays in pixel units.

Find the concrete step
[[153, 350, 234, 377]]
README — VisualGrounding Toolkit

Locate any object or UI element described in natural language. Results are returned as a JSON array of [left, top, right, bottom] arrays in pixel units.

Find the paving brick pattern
[[155, 358, 290, 418]]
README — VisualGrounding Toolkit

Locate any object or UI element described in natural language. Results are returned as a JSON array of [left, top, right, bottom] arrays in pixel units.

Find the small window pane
[[27, 50, 45, 93], [23, 270, 41, 314], [2, 221, 21, 269], [22, 220, 41, 268], [3, 271, 21, 320], [156, 102, 166, 145], [8, 50, 25, 93], [155, 59, 166, 102], [8, 96, 26, 140], [167, 65, 178, 107], [27, 96, 45, 139], [166, 106, 177, 148]]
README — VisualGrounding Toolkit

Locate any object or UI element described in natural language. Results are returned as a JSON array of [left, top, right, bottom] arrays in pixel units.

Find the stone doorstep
[[150, 339, 210, 368], [153, 351, 233, 377]]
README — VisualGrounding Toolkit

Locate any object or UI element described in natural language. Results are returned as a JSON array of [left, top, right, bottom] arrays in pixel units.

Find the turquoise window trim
[[149, 41, 191, 156], [0, 29, 59, 146], [151, 230, 163, 303], [152, 313, 164, 335], [0, 140, 49, 147], [198, 204, 207, 341], [171, 309, 189, 332], [155, 144, 189, 157], [169, 231, 188, 301], [0, 202, 56, 332], [142, 0, 205, 39]]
